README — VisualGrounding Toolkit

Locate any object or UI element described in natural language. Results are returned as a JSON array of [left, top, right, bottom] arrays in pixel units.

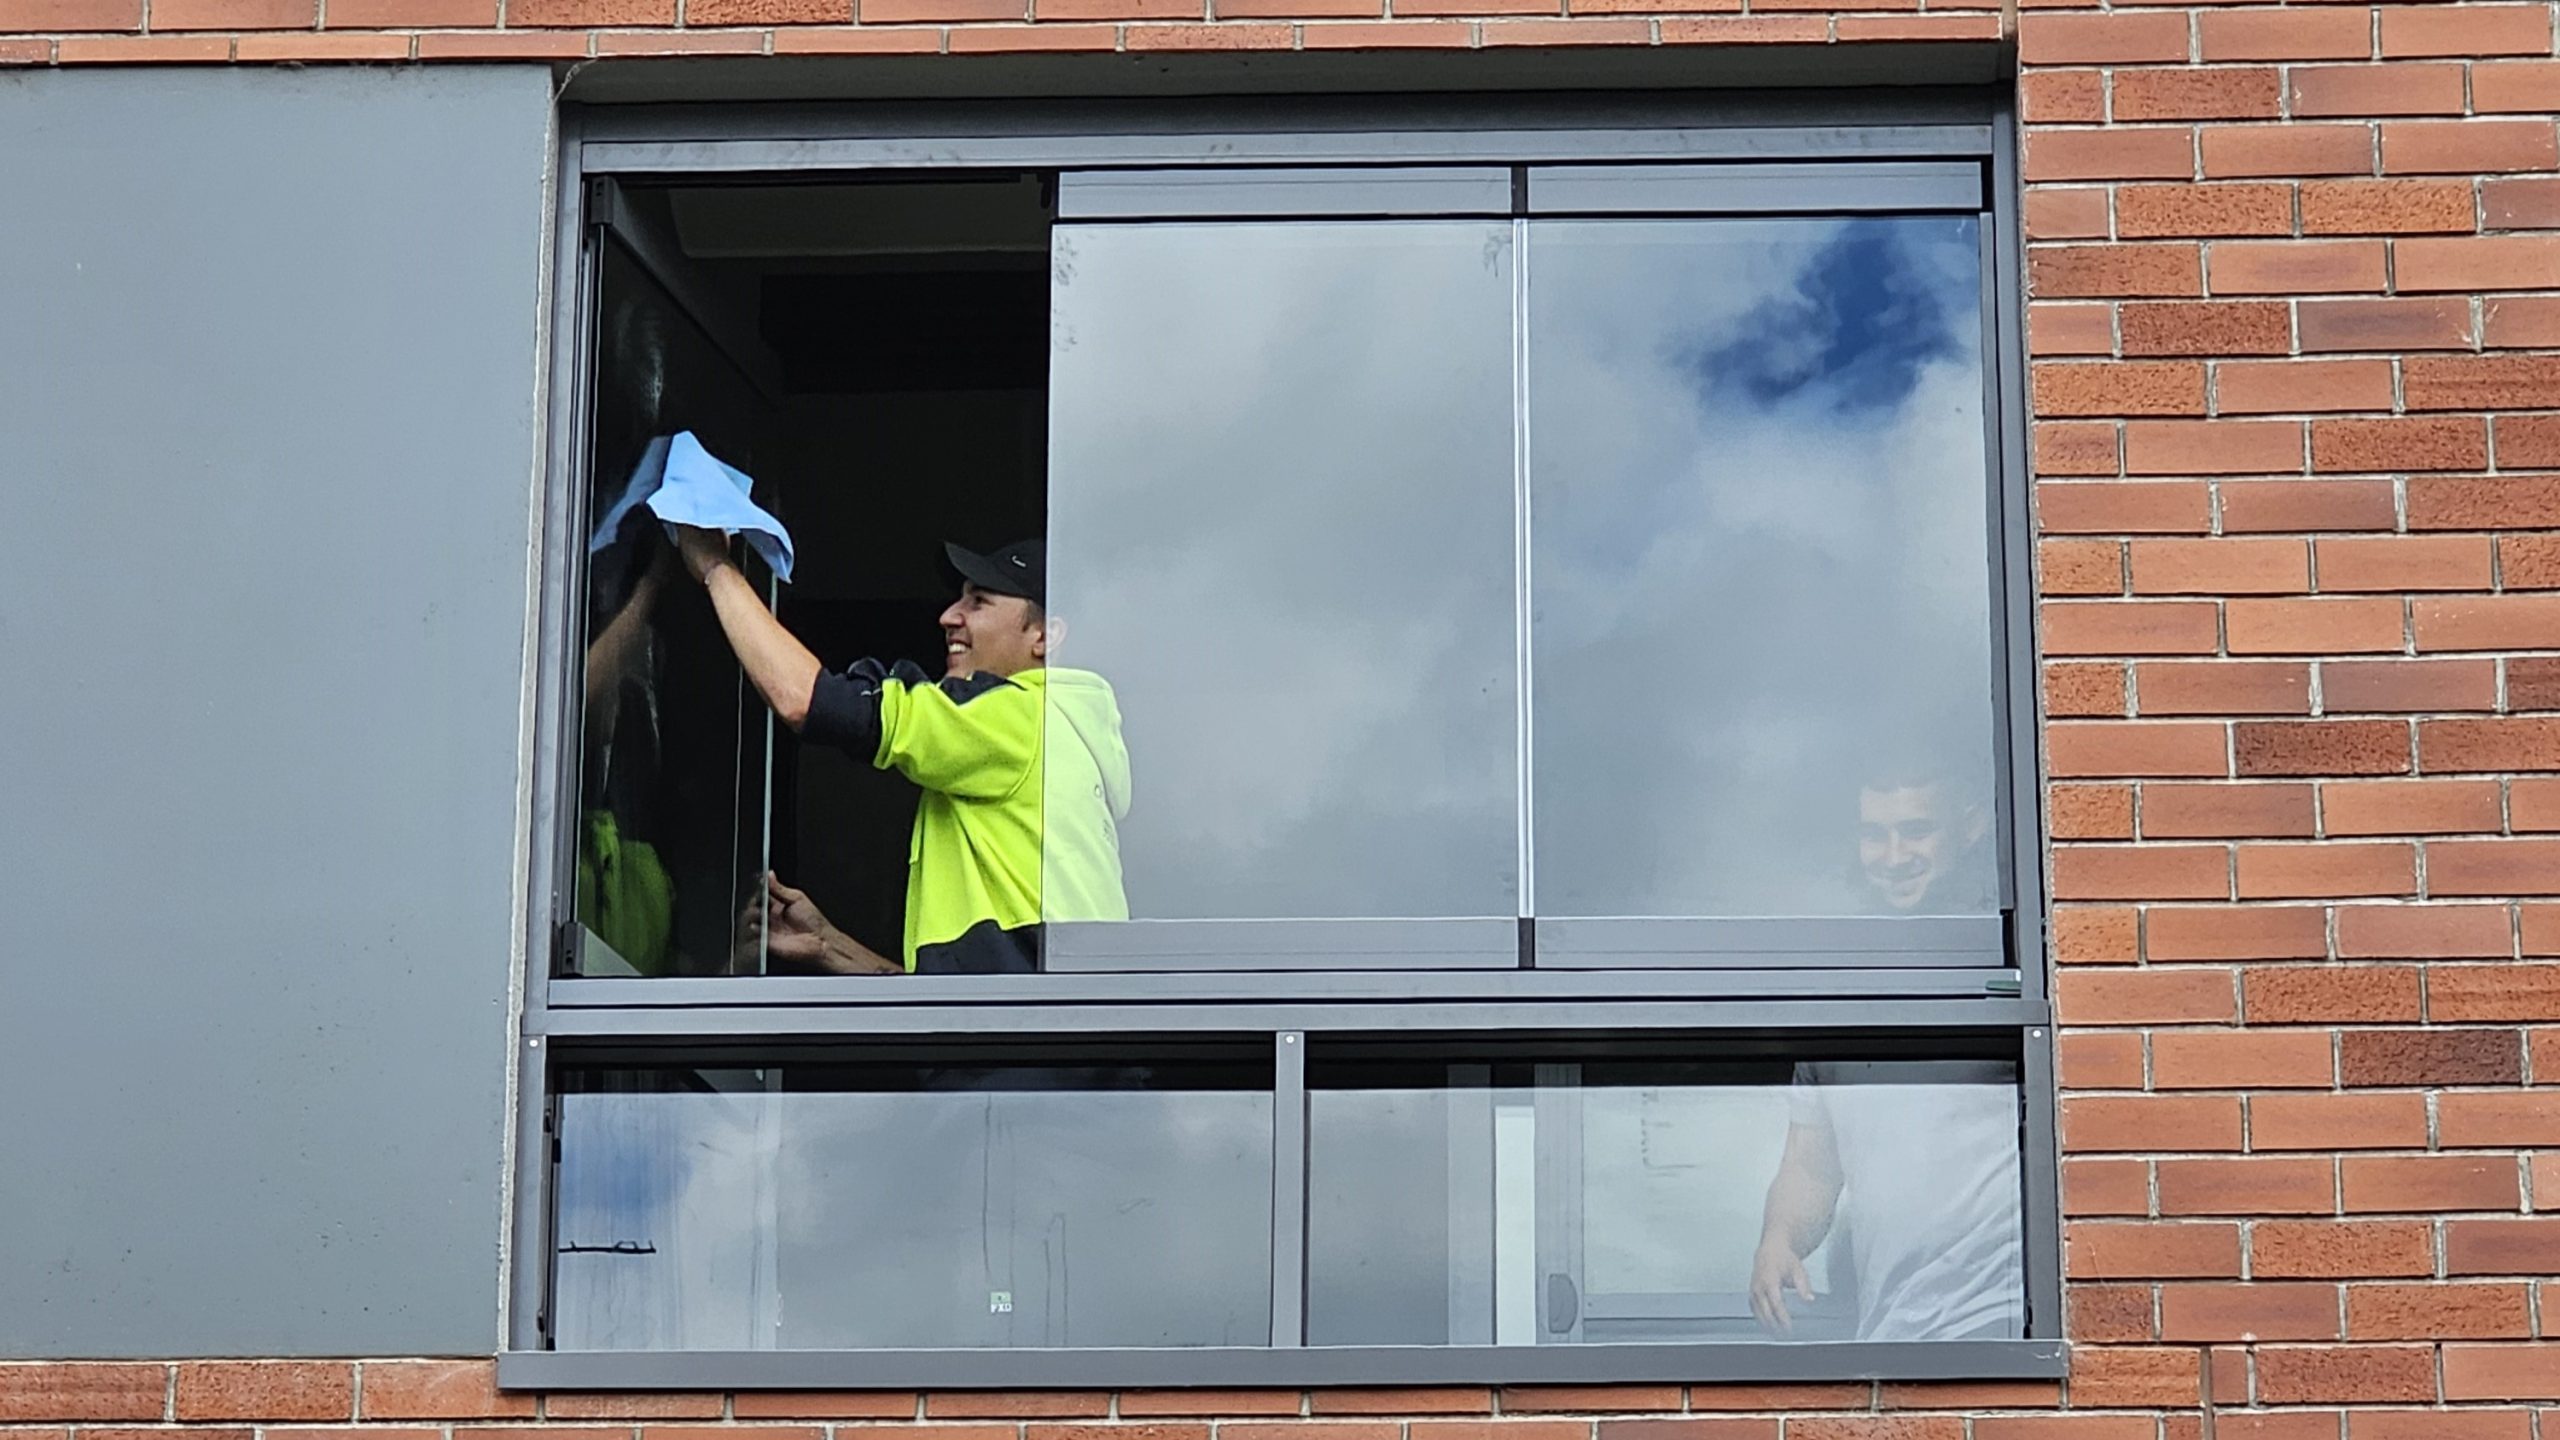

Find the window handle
[[1545, 1271, 1580, 1335]]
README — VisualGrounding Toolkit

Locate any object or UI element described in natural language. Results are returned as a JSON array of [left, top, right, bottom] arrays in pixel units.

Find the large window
[[512, 94, 2054, 1389]]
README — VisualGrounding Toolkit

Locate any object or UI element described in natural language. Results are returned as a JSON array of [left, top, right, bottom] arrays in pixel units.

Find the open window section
[[550, 1042, 1276, 1349]]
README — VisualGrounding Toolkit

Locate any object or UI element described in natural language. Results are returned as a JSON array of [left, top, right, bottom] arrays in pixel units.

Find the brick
[[149, 0, 312, 23], [2143, 781, 2315, 838], [1782, 1421, 1962, 1440], [2401, 238, 2560, 295], [2221, 479, 2399, 534], [2057, 903, 2142, 962], [2324, 655, 2498, 712], [2235, 721, 2412, 777], [235, 32, 413, 57], [1477, 19, 1654, 43], [2346, 1153, 2522, 1212], [2057, 844, 2233, 898], [2519, 658, 2560, 709], [2432, 840, 2560, 896], [2158, 1155, 2337, 1214], [2385, 120, 2560, 176], [2159, 1281, 2342, 1340], [2485, 298, 2560, 350], [2351, 1411, 2533, 1440], [2200, 6, 2372, 61], [648, 1429, 821, 1440], [2063, 966, 2244, 1023], [175, 1366, 352, 1424], [1684, 1388, 1871, 1412], [2379, 3, 2554, 58], [2211, 241, 2389, 296], [2315, 418, 2490, 477], [2341, 1027, 2523, 1084], [943, 24, 1122, 50], [1491, 1390, 1674, 1414], [0, 1367, 166, 1424], [2485, 179, 2560, 231], [1312, 1392, 1491, 1416], [1651, 17, 1827, 43], [2050, 719, 2229, 776], [2419, 599, 2560, 654], [2127, 419, 2304, 475], [2255, 1345, 2438, 1404], [2249, 1220, 2436, 1277], [592, 30, 773, 52], [729, 1397, 922, 1420], [2054, 783, 2136, 840], [2512, 540, 2560, 593], [2049, 661, 2130, 718], [2033, 245, 2203, 300], [2202, 124, 2378, 180], [2450, 1219, 2560, 1275], [2320, 538, 2494, 595], [2151, 904, 2327, 959], [2207, 1419, 2342, 1440], [502, 0, 673, 21], [2349, 1283, 2533, 1340], [2227, 601, 2406, 657], [2422, 719, 2560, 773], [2246, 963, 2424, 1022], [2409, 477, 2560, 531], [928, 1397, 1112, 1419], [2298, 297, 2475, 353], [2443, 1345, 2560, 1401], [2064, 1347, 2206, 1407], [2066, 1285, 2159, 1345], [2026, 129, 2198, 184], [322, 0, 492, 20], [2067, 1220, 2243, 1278], [545, 1397, 723, 1420], [1973, 1421, 2156, 1440], [2216, 360, 2396, 417], [357, 1365, 532, 1422], [2238, 840, 2417, 897], [0, 0, 141, 24], [2036, 429, 2129, 481], [2136, 661, 2312, 716], [411, 30, 591, 55], [2058, 1034, 2147, 1092], [2031, 302, 2115, 355], [2021, 70, 2107, 125], [2291, 62, 2469, 118], [1115, 1396, 1300, 1419], [2300, 178, 2477, 235], [2062, 1092, 2245, 1150], [2043, 539, 2124, 595], [2475, 61, 2560, 114], [2017, 9, 2189, 64], [56, 34, 229, 57], [2500, 415, 2560, 469], [1876, 1383, 2062, 1412], [2035, 360, 2206, 417], [2409, 357, 2560, 412], [2252, 1090, 2432, 1149], [2122, 300, 2292, 356], [2155, 1029, 2337, 1089], [2115, 69, 2282, 124], [2518, 777, 2560, 829], [1594, 1424, 1775, 1440], [2131, 537, 2307, 594], [2442, 1093, 2560, 1146], [1218, 1429, 1399, 1440], [2325, 780, 2504, 836]]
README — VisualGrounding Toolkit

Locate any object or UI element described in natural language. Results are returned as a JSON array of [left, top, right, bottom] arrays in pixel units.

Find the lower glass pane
[[1307, 1050, 2023, 1346], [553, 1056, 1274, 1349]]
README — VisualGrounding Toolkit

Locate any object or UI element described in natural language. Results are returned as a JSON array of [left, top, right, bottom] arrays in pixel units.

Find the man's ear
[[1040, 615, 1068, 658], [1960, 800, 1991, 846]]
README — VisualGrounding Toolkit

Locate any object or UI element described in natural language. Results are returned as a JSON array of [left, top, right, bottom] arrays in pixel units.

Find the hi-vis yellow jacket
[[804, 661, 1130, 973]]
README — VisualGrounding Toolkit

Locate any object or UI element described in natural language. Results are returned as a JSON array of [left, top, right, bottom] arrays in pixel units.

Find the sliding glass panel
[[552, 1055, 1274, 1348], [1527, 216, 2000, 924], [1045, 220, 1519, 938], [574, 234, 775, 977], [1306, 1047, 2024, 1346]]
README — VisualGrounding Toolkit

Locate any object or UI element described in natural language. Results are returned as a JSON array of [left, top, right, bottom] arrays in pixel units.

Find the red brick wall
[[6, 0, 2559, 1432]]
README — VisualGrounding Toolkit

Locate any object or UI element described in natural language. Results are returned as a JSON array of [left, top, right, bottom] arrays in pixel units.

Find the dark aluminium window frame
[[503, 87, 2060, 1391]]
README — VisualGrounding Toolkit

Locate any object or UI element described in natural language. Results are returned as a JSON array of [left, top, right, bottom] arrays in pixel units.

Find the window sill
[[496, 1340, 2068, 1392]]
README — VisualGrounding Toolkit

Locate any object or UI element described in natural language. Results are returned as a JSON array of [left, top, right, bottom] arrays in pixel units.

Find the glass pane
[[575, 235, 775, 976], [1528, 217, 2000, 920], [1307, 1052, 2023, 1345], [553, 1057, 1274, 1349], [1045, 221, 1519, 924]]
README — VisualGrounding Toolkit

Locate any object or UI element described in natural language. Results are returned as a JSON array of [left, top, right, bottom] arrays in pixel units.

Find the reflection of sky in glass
[[553, 1078, 1272, 1350], [1307, 1063, 2021, 1346], [1530, 218, 1999, 917], [1047, 222, 1519, 920]]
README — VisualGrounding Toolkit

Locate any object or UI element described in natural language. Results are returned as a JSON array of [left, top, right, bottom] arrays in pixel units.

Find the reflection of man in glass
[[1855, 759, 1994, 914], [1747, 1061, 2024, 1341], [673, 530, 1130, 974]]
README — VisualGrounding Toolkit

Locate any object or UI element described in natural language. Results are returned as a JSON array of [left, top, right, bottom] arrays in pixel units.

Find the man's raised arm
[[674, 523, 822, 730]]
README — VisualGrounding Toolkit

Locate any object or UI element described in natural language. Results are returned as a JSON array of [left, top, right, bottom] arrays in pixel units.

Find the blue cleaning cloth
[[589, 431, 796, 583]]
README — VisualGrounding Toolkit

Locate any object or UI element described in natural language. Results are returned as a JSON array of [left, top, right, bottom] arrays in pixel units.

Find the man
[[1747, 763, 2020, 1341], [673, 527, 1130, 975]]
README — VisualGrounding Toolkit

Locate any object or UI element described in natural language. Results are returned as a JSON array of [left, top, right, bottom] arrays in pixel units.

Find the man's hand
[[673, 524, 734, 585], [734, 872, 901, 976], [1748, 1240, 1814, 1336]]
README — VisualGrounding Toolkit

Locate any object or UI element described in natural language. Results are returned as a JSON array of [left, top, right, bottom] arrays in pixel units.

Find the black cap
[[945, 539, 1045, 606]]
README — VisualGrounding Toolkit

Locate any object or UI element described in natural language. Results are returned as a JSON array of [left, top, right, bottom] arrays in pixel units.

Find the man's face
[[1858, 781, 1968, 912], [939, 582, 1045, 679]]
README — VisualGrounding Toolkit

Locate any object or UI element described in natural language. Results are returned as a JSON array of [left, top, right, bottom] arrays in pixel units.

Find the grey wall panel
[[0, 67, 554, 1357]]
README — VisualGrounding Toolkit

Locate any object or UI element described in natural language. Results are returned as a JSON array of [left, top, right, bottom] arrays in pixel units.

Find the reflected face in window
[[1857, 781, 1983, 911], [940, 583, 1046, 679]]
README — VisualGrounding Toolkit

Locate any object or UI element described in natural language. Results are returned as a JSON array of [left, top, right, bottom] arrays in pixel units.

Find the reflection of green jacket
[[806, 661, 1130, 973]]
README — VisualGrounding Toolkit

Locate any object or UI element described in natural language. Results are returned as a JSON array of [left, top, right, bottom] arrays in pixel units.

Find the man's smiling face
[[939, 582, 1046, 679]]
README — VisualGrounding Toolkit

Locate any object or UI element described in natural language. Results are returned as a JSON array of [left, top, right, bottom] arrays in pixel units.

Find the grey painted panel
[[0, 66, 554, 1357]]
